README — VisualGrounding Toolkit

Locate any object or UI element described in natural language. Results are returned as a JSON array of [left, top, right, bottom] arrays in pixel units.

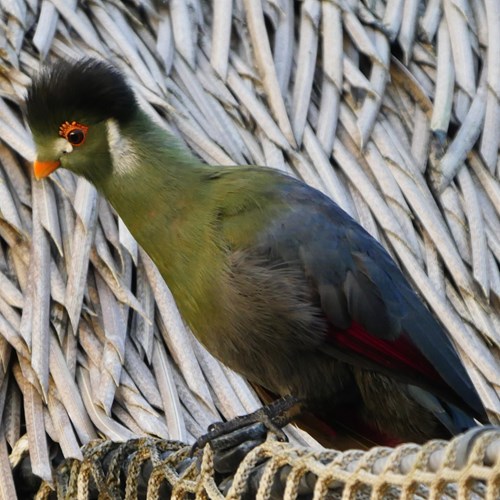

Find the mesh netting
[[29, 429, 500, 499]]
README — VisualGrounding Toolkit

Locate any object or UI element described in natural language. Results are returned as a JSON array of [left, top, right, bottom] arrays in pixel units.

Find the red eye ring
[[59, 121, 89, 146]]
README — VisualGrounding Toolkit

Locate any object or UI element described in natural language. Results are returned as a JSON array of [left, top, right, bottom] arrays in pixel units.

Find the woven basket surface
[[0, 0, 499, 498]]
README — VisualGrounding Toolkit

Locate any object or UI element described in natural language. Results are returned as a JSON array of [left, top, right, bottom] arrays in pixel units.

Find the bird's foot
[[191, 395, 301, 469]]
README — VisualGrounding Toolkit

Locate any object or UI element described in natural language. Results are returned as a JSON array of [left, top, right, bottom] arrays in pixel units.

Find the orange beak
[[33, 160, 61, 180]]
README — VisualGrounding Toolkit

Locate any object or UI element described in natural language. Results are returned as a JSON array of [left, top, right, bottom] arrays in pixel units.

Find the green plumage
[[26, 59, 486, 445]]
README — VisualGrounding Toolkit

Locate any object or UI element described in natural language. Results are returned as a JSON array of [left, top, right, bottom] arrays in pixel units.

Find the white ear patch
[[106, 119, 139, 176]]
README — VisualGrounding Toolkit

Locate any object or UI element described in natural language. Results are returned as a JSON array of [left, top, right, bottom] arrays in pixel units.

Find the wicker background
[[0, 0, 499, 498]]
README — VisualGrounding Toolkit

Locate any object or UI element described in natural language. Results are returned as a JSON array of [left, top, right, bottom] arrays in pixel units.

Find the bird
[[26, 58, 486, 447]]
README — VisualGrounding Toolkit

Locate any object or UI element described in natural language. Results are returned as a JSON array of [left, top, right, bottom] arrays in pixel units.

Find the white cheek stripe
[[106, 119, 140, 176], [53, 137, 72, 154]]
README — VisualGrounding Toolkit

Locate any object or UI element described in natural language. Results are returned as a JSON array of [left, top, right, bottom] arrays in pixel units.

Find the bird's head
[[26, 59, 138, 185]]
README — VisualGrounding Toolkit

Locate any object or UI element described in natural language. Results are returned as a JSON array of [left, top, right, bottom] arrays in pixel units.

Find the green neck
[[96, 112, 223, 321], [98, 112, 206, 236]]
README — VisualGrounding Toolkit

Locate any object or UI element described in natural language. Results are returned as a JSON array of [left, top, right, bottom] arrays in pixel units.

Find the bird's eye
[[59, 121, 89, 147], [67, 128, 85, 145]]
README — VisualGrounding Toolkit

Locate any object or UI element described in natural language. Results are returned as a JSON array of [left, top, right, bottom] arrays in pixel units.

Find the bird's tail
[[407, 385, 478, 435]]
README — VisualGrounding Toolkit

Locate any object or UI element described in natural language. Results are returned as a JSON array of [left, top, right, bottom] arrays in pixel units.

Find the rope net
[[30, 429, 500, 499]]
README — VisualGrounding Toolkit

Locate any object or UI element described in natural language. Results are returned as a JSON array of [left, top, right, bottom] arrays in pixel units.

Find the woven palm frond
[[0, 0, 499, 498]]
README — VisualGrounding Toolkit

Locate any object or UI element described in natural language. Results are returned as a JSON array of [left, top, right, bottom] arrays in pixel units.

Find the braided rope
[[33, 429, 500, 499]]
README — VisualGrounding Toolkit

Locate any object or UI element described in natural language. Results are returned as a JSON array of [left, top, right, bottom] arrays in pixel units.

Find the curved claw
[[190, 396, 300, 457]]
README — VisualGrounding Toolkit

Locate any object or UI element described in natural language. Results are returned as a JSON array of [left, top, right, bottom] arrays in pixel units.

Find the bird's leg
[[192, 395, 303, 455]]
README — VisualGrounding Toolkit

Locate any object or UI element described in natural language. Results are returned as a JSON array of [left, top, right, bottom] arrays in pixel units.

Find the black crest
[[27, 58, 138, 133]]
